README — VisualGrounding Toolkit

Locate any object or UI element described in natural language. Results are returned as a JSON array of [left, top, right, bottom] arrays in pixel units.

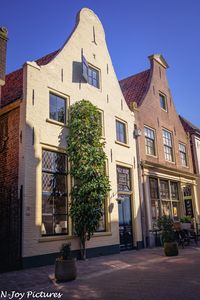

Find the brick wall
[[0, 107, 19, 191], [136, 57, 194, 174], [0, 28, 8, 85]]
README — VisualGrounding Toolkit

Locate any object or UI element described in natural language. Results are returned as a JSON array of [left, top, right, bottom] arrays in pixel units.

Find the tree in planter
[[66, 100, 111, 260]]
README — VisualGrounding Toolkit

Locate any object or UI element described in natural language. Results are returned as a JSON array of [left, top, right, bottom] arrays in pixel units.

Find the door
[[118, 195, 133, 250], [0, 186, 22, 272]]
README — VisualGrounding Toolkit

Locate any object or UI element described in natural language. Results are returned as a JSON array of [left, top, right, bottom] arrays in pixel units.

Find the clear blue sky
[[1, 0, 200, 127]]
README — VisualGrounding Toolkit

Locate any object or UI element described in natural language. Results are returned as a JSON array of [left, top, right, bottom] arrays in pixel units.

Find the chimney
[[0, 27, 8, 105]]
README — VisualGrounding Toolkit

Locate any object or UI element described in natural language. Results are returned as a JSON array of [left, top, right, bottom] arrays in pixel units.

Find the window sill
[[38, 232, 112, 242], [165, 160, 175, 164], [181, 165, 189, 169], [92, 232, 112, 237], [115, 141, 130, 148], [146, 154, 158, 158], [46, 118, 68, 127], [38, 235, 75, 243]]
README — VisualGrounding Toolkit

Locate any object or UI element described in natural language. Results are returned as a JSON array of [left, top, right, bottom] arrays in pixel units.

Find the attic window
[[82, 55, 100, 88], [160, 93, 167, 111]]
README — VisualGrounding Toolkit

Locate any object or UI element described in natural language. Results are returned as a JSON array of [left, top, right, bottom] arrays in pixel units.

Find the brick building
[[120, 54, 199, 246], [0, 8, 142, 270], [180, 116, 200, 220]]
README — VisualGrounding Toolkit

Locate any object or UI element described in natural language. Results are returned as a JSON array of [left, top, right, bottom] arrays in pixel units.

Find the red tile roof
[[1, 49, 59, 107], [179, 115, 200, 136], [119, 69, 151, 107]]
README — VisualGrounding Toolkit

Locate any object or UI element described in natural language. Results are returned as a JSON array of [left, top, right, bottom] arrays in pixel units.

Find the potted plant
[[55, 243, 77, 282], [157, 215, 178, 256], [180, 215, 192, 230]]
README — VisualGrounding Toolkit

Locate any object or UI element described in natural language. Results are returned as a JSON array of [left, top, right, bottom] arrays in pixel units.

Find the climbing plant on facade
[[66, 100, 110, 260]]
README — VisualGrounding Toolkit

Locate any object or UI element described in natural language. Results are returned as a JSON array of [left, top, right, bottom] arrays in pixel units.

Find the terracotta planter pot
[[55, 258, 77, 282], [164, 242, 179, 256]]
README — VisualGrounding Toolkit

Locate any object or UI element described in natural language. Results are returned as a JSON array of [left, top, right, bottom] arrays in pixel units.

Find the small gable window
[[82, 55, 100, 88], [160, 93, 167, 111], [88, 66, 99, 88]]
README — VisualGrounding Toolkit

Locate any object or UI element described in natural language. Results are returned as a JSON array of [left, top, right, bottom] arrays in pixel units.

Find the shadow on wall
[[72, 61, 87, 84]]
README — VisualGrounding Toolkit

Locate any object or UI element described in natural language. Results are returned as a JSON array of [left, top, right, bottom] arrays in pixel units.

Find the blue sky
[[1, 0, 200, 127]]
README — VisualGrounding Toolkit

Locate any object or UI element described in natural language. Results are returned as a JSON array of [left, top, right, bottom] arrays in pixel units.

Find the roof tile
[[119, 69, 151, 107], [1, 49, 59, 107]]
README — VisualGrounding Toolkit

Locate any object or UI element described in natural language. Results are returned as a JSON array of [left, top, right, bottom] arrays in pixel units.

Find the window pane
[[152, 199, 160, 220], [42, 150, 67, 173], [42, 150, 68, 236], [160, 94, 167, 110], [88, 66, 99, 88], [57, 98, 65, 123], [179, 143, 187, 166], [50, 94, 57, 121], [116, 121, 126, 144], [42, 215, 54, 235], [170, 182, 179, 200], [163, 130, 173, 161], [161, 201, 171, 216], [160, 180, 169, 199], [172, 202, 180, 219], [49, 93, 65, 123], [145, 127, 155, 156], [149, 178, 159, 199], [96, 201, 106, 232], [117, 166, 131, 192]]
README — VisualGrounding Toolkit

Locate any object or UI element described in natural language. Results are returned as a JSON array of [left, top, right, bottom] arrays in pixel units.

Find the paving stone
[[0, 247, 200, 299]]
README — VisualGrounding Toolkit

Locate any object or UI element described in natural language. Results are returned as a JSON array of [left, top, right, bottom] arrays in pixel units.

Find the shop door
[[118, 195, 133, 250]]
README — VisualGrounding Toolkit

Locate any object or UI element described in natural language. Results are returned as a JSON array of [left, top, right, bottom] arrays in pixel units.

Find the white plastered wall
[[19, 8, 142, 258]]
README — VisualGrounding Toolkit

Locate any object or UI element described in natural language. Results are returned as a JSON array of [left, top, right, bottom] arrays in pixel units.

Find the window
[[162, 129, 173, 161], [42, 150, 68, 236], [160, 180, 169, 199], [117, 166, 131, 192], [149, 178, 159, 199], [82, 56, 100, 89], [170, 182, 180, 219], [96, 201, 106, 232], [149, 178, 160, 220], [149, 177, 181, 221], [116, 120, 127, 144], [96, 161, 108, 232], [160, 93, 167, 111], [179, 143, 187, 166], [144, 126, 156, 156], [88, 66, 99, 88], [49, 93, 66, 123], [160, 180, 170, 216]]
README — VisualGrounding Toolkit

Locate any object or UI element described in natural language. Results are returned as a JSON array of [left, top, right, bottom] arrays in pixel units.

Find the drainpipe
[[134, 124, 147, 248]]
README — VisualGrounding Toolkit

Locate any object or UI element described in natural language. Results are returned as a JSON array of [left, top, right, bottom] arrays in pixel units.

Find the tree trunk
[[80, 230, 86, 260]]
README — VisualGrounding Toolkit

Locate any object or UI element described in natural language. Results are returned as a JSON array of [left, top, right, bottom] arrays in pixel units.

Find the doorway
[[118, 195, 133, 250]]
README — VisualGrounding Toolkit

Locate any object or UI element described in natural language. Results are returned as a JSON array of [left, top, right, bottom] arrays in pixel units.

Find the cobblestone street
[[1, 246, 200, 300]]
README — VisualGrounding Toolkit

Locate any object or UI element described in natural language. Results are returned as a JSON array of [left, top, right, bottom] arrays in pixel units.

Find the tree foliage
[[66, 100, 110, 259]]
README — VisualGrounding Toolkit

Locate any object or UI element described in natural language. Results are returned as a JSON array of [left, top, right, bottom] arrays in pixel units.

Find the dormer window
[[160, 93, 167, 111]]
